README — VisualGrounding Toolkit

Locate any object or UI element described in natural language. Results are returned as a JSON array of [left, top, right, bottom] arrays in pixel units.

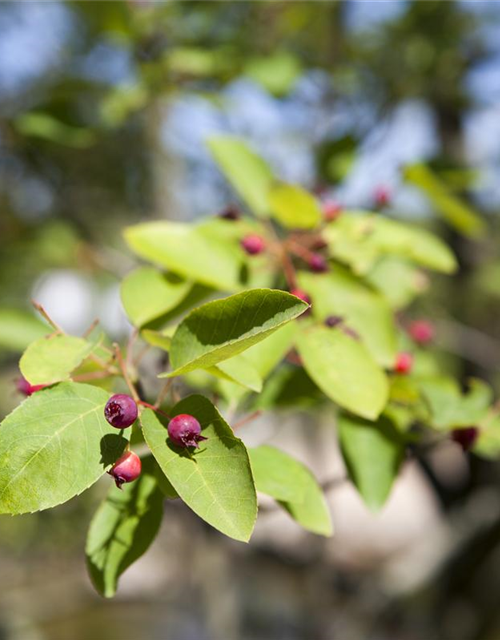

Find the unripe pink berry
[[168, 413, 207, 449], [290, 288, 311, 305], [451, 427, 479, 452], [16, 376, 46, 396], [104, 394, 138, 429], [108, 451, 142, 488], [408, 320, 435, 345], [394, 352, 413, 374], [322, 199, 342, 222], [241, 234, 265, 256], [308, 253, 328, 273], [374, 185, 391, 208]]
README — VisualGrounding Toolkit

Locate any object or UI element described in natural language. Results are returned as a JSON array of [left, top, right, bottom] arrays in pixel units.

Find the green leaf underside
[[269, 184, 322, 230], [298, 269, 397, 367], [0, 383, 127, 515], [20, 334, 96, 386], [296, 325, 389, 420], [324, 211, 457, 275], [366, 257, 427, 310], [207, 136, 275, 216], [0, 309, 50, 352], [86, 456, 164, 598], [338, 413, 404, 511], [124, 221, 243, 291], [141, 395, 257, 542], [164, 289, 308, 377], [120, 267, 192, 327], [250, 447, 331, 536]]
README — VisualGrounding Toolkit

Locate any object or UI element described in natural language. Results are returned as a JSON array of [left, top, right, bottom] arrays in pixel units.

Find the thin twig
[[72, 370, 115, 382], [155, 379, 173, 408], [82, 318, 99, 339], [233, 410, 262, 430], [113, 343, 140, 402], [31, 300, 64, 334], [138, 400, 171, 420], [125, 328, 138, 371]]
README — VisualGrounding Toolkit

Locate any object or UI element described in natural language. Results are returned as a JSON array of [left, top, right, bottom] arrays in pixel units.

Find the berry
[[108, 451, 141, 489], [168, 414, 207, 449], [374, 185, 391, 208], [308, 253, 328, 273], [290, 288, 311, 305], [451, 427, 479, 452], [394, 352, 413, 374], [241, 234, 265, 256], [408, 320, 435, 345], [16, 376, 46, 396], [219, 205, 240, 221], [324, 315, 343, 328], [104, 394, 138, 429], [322, 199, 342, 222]]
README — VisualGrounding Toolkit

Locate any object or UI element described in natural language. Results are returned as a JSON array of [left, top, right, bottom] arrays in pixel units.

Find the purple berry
[[451, 427, 479, 452], [104, 394, 138, 429], [108, 451, 142, 489], [16, 376, 46, 396], [219, 205, 241, 221], [241, 234, 265, 256], [325, 315, 343, 328], [168, 414, 207, 449], [308, 253, 328, 273]]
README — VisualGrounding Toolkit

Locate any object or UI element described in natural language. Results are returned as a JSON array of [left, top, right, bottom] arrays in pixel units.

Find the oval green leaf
[[296, 325, 389, 420], [141, 395, 257, 542], [164, 289, 308, 377], [0, 382, 128, 514], [269, 184, 322, 230]]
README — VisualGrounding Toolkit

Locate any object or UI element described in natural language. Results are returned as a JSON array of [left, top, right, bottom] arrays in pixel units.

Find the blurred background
[[1, 1, 500, 639]]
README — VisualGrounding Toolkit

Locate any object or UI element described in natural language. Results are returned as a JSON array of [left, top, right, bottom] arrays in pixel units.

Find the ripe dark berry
[[374, 185, 391, 208], [394, 352, 413, 374], [108, 451, 141, 489], [408, 320, 435, 345], [325, 315, 343, 328], [219, 205, 240, 221], [290, 288, 311, 305], [308, 253, 328, 273], [16, 376, 46, 396], [322, 199, 342, 222], [451, 427, 479, 452], [168, 413, 207, 449], [241, 234, 265, 255], [104, 394, 138, 429]]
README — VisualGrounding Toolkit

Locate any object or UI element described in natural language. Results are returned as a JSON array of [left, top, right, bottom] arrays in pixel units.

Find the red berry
[[16, 376, 46, 396], [308, 253, 328, 273], [451, 427, 479, 452], [168, 414, 207, 449], [241, 234, 265, 255], [394, 352, 413, 374], [408, 320, 435, 345], [322, 199, 342, 222], [104, 394, 138, 429], [374, 185, 391, 208], [290, 288, 311, 305], [108, 451, 142, 489]]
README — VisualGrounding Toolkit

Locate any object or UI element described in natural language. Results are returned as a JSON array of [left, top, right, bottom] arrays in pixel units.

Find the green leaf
[[474, 416, 500, 460], [15, 112, 96, 149], [0, 382, 127, 514], [338, 413, 404, 511], [20, 334, 96, 385], [296, 325, 389, 420], [141, 395, 257, 542], [404, 163, 485, 238], [298, 269, 397, 367], [366, 257, 428, 310], [324, 211, 457, 275], [208, 354, 262, 392], [164, 289, 308, 377], [86, 456, 164, 598], [207, 136, 275, 216], [268, 184, 322, 230], [244, 51, 302, 96], [121, 267, 192, 328], [0, 309, 49, 352], [124, 221, 243, 291]]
